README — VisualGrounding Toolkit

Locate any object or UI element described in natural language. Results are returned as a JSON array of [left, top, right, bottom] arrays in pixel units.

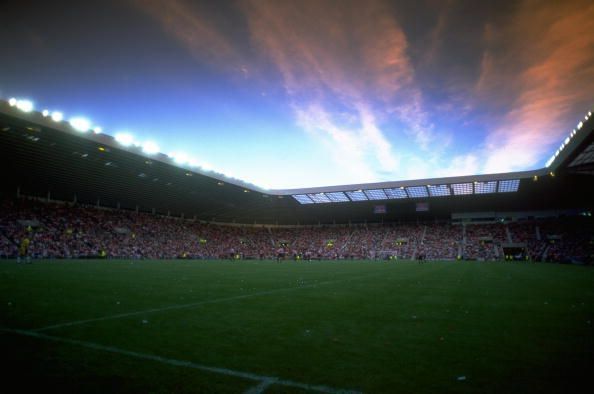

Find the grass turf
[[1, 259, 593, 393]]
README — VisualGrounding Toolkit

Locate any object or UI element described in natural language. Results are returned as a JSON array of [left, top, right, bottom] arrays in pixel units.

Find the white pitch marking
[[243, 377, 278, 394], [34, 272, 382, 332], [1, 328, 362, 394]]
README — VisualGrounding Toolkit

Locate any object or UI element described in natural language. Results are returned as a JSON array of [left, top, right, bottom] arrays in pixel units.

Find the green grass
[[1, 260, 593, 393]]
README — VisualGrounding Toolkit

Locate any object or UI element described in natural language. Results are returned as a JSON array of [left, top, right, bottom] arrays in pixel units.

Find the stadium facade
[[1, 98, 593, 226]]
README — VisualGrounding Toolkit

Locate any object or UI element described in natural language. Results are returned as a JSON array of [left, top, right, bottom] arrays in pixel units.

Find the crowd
[[508, 221, 547, 261], [0, 198, 591, 263], [420, 224, 461, 259], [537, 219, 593, 263], [464, 223, 508, 260]]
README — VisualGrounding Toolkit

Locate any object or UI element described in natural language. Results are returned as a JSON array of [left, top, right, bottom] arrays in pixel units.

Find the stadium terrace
[[0, 96, 593, 263]]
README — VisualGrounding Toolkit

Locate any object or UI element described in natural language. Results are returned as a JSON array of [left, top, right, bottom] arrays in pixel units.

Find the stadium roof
[[1, 98, 593, 225]]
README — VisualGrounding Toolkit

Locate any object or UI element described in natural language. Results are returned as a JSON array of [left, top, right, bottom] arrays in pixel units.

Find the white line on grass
[[34, 272, 383, 332], [243, 378, 278, 394], [1, 328, 362, 394]]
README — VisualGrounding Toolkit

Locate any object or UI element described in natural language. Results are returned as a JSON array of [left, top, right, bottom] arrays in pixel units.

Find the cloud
[[132, 0, 594, 187], [295, 103, 377, 183], [419, 0, 453, 68], [241, 0, 433, 178], [137, 0, 433, 183], [134, 0, 247, 76], [437, 153, 480, 178], [475, 0, 594, 173], [295, 102, 399, 182]]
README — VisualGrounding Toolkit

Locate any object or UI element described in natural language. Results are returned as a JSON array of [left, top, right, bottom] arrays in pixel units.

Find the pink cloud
[[136, 0, 429, 183], [241, 0, 433, 176], [131, 0, 594, 186], [476, 0, 594, 173]]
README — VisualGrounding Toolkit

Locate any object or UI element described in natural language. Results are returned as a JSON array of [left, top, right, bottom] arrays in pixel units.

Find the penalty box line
[[1, 328, 362, 394], [34, 271, 384, 332]]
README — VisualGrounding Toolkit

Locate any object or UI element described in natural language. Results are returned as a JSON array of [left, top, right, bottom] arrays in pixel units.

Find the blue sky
[[1, 0, 593, 189]]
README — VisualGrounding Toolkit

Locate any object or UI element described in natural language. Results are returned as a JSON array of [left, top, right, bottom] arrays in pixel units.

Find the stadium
[[2, 1, 594, 393], [1, 96, 593, 393], [1, 98, 593, 262]]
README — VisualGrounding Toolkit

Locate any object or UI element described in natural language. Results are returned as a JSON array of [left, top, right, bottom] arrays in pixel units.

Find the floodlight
[[577, 121, 583, 130], [564, 137, 570, 144], [142, 141, 160, 154], [69, 117, 91, 132], [8, 98, 17, 106], [115, 133, 135, 146], [93, 127, 102, 134], [51, 111, 63, 122], [16, 99, 34, 112], [545, 156, 554, 167], [42, 110, 49, 117]]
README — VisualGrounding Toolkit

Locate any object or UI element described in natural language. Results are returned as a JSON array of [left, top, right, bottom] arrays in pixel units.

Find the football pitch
[[1, 260, 593, 393]]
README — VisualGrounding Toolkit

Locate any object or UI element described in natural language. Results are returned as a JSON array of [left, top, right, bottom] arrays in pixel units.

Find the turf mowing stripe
[[1, 328, 362, 394], [34, 271, 384, 332]]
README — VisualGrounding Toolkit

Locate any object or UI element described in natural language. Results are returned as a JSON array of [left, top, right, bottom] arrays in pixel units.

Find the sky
[[1, 0, 593, 190]]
